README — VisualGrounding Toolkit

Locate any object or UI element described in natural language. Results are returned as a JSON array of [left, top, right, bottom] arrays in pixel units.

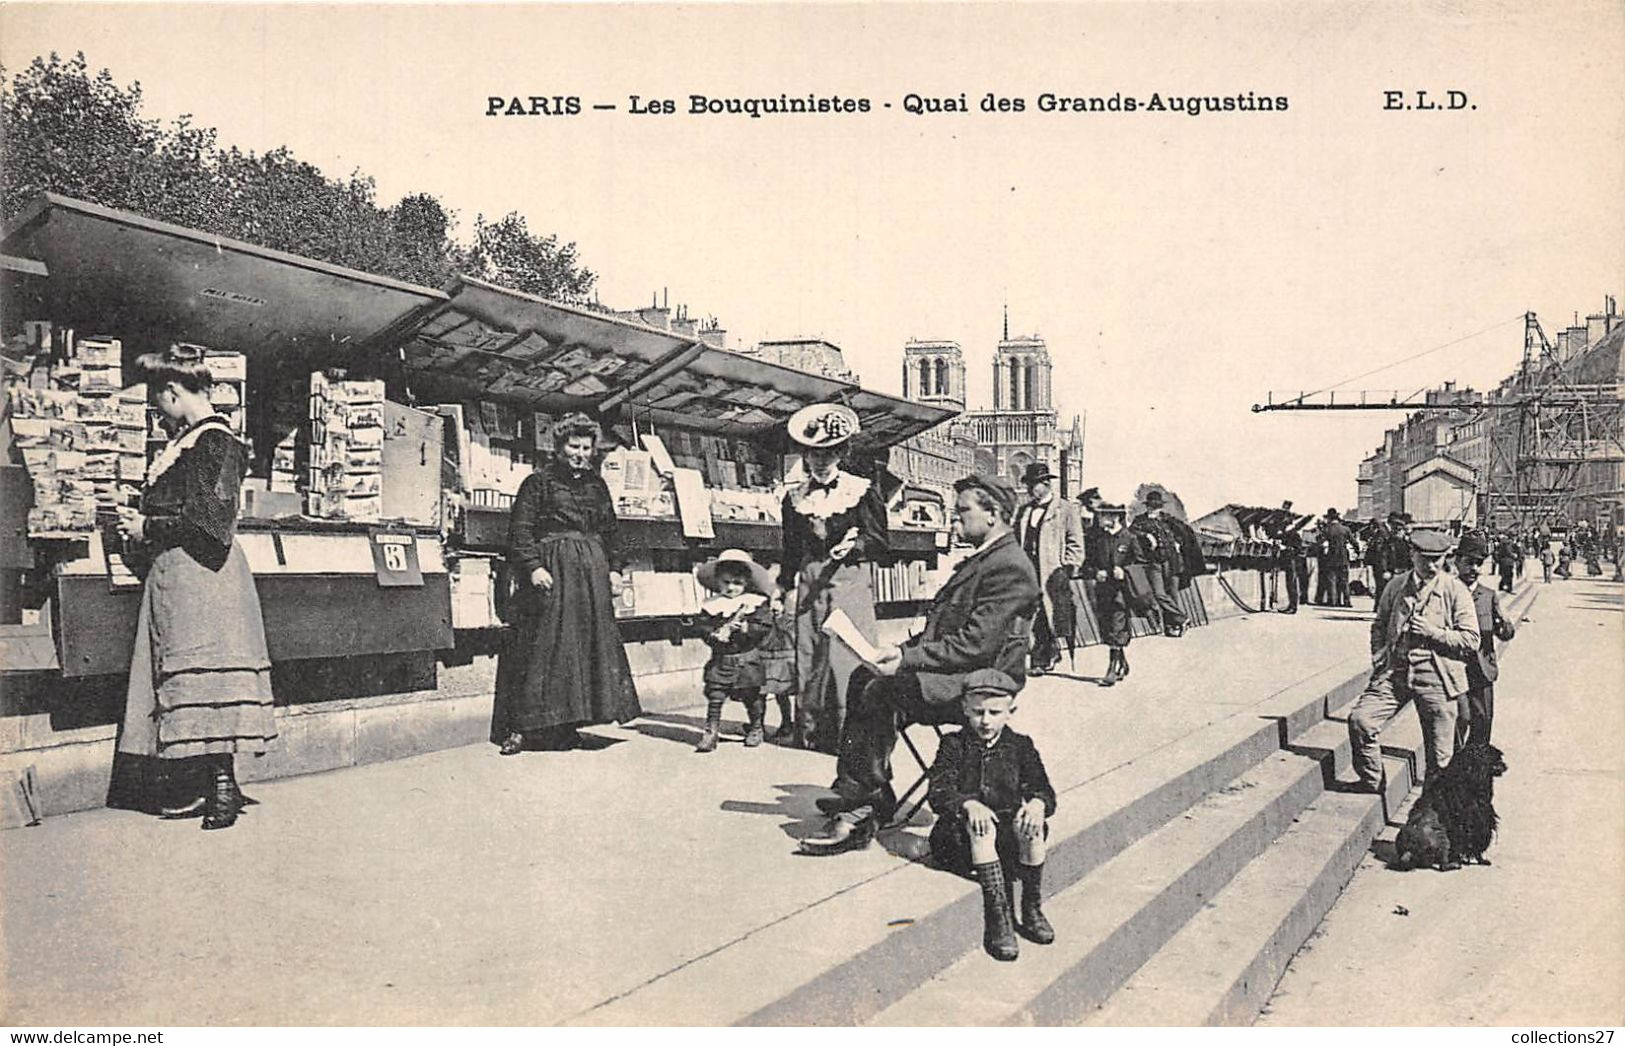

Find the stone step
[[1082, 787, 1385, 1026], [866, 748, 1327, 1026], [575, 657, 1369, 1027], [1082, 702, 1439, 1025]]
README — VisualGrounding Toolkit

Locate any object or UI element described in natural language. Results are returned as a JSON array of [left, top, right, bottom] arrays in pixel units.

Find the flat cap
[[955, 473, 1017, 519], [1408, 528, 1455, 555], [962, 668, 1020, 697]]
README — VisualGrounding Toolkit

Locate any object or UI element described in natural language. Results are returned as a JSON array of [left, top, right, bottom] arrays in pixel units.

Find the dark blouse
[[928, 727, 1057, 821], [508, 458, 619, 574], [1083, 524, 1152, 574], [141, 419, 246, 573], [778, 472, 889, 589]]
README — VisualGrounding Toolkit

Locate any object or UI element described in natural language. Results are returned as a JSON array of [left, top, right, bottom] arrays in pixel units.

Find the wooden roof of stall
[[396, 275, 955, 451], [1, 194, 954, 452]]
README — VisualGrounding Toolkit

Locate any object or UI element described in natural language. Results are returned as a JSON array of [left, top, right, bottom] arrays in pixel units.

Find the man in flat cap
[[800, 473, 1041, 854], [1347, 528, 1481, 794]]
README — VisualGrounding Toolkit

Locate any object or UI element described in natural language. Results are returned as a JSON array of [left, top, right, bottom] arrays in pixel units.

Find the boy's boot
[[1016, 862, 1055, 944], [974, 861, 1019, 961], [695, 697, 724, 753], [1118, 648, 1131, 679], [1100, 650, 1123, 687], [743, 695, 766, 748]]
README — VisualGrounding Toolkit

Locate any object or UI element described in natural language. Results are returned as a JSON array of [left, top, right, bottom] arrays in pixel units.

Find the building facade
[[959, 333, 1086, 496]]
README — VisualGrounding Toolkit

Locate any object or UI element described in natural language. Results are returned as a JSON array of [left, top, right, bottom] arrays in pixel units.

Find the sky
[[4, 1, 1622, 517]]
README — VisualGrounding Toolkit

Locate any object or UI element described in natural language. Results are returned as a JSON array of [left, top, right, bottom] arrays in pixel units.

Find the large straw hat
[[695, 548, 775, 595], [787, 403, 861, 448]]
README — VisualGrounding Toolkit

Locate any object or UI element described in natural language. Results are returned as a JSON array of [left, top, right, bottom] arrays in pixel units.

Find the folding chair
[[889, 722, 945, 828]]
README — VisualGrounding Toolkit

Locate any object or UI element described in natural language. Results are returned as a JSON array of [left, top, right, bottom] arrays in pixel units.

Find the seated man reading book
[[800, 474, 1041, 855]]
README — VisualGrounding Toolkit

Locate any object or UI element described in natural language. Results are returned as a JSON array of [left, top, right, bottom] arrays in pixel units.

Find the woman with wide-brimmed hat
[[491, 412, 642, 754], [778, 403, 889, 752]]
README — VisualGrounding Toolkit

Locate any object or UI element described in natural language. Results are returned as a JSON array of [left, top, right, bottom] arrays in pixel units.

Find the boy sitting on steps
[[927, 668, 1057, 961]]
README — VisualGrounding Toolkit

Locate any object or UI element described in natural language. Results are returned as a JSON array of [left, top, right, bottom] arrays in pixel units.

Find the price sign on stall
[[368, 529, 424, 587]]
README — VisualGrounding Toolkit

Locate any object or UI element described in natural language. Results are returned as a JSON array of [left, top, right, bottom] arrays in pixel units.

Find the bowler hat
[[1325, 508, 1340, 520], [1021, 462, 1057, 486], [1144, 490, 1166, 509], [1456, 532, 1490, 561], [962, 668, 1020, 697], [1408, 528, 1455, 556], [1387, 510, 1406, 523], [787, 403, 860, 449], [695, 548, 775, 595]]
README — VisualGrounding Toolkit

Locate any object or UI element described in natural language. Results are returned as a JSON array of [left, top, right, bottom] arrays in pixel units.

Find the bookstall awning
[[0, 193, 446, 360], [398, 276, 956, 453]]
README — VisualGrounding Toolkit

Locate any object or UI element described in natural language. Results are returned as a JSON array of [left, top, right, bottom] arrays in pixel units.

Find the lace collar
[[699, 592, 768, 617], [786, 469, 872, 520], [147, 414, 235, 485]]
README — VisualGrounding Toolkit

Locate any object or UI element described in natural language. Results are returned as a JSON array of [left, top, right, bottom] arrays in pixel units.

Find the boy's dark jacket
[[927, 726, 1057, 820]]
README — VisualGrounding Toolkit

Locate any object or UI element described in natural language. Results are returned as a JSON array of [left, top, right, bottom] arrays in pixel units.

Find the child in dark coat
[[686, 549, 776, 753], [928, 668, 1057, 962]]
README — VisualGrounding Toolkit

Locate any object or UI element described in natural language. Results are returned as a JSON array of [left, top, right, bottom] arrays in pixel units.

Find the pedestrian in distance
[[1013, 462, 1083, 676], [1130, 490, 1189, 637], [1539, 542, 1555, 583], [1451, 534, 1517, 750], [926, 669, 1057, 962], [492, 413, 642, 755], [1319, 507, 1356, 607], [1083, 502, 1148, 686], [1347, 529, 1481, 793], [684, 549, 776, 753]]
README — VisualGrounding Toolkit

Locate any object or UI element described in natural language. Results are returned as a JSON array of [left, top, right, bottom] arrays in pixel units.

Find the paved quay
[[3, 576, 1604, 1027], [1258, 577, 1624, 1027]]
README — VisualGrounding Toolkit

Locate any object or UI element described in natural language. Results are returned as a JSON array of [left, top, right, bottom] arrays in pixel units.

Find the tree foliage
[[1, 53, 595, 299]]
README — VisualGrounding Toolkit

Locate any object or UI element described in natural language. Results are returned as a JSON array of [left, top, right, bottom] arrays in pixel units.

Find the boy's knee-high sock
[[974, 861, 1019, 962], [1016, 862, 1055, 944], [743, 693, 766, 748], [695, 695, 724, 753]]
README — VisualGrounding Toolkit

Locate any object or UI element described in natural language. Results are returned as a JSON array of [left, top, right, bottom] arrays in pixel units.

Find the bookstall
[[386, 275, 957, 634], [0, 193, 957, 697]]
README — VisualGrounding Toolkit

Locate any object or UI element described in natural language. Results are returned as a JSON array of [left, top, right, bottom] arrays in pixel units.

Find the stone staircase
[[571, 580, 1540, 1028]]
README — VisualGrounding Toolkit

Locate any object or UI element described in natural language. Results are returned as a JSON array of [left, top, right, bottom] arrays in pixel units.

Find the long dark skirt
[[491, 534, 642, 742], [1090, 578, 1133, 648]]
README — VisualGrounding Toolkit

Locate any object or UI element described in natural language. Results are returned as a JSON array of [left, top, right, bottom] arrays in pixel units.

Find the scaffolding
[[1254, 303, 1624, 532]]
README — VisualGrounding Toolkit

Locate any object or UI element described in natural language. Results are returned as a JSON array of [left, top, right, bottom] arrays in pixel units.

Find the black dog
[[1390, 743, 1507, 871]]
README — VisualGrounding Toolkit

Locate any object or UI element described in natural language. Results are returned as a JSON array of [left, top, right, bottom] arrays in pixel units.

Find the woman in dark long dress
[[116, 346, 276, 831], [492, 413, 641, 754], [1082, 502, 1150, 688], [778, 403, 889, 754]]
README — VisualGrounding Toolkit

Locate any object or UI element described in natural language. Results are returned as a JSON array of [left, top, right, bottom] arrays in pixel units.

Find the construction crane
[[1253, 309, 1624, 533]]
